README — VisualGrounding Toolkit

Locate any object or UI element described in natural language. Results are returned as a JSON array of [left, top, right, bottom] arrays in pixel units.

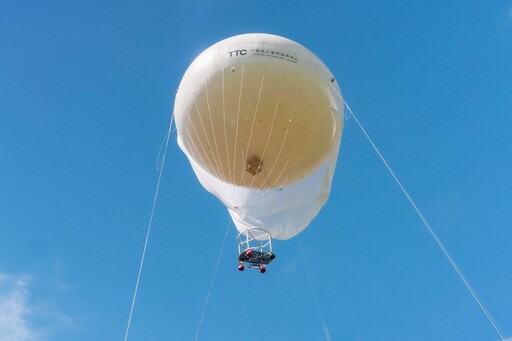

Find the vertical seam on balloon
[[249, 155, 293, 205], [205, 78, 225, 182], [238, 146, 246, 185], [250, 84, 301, 200], [233, 65, 245, 188], [245, 120, 292, 204], [248, 88, 305, 203], [188, 105, 222, 180], [247, 81, 282, 190], [247, 159, 290, 206], [183, 124, 210, 176], [243, 73, 266, 187], [221, 68, 233, 184], [194, 95, 223, 180], [265, 159, 291, 193], [249, 87, 283, 189], [256, 128, 290, 192]]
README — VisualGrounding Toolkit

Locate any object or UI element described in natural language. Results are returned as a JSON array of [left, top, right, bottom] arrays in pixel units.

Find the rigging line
[[245, 129, 290, 203], [221, 68, 232, 184], [247, 159, 291, 205], [233, 65, 245, 186], [246, 91, 282, 190], [297, 238, 332, 341], [194, 96, 224, 181], [336, 92, 506, 341], [156, 129, 169, 171], [194, 222, 231, 341], [240, 74, 266, 197], [250, 86, 303, 199], [243, 73, 266, 169], [238, 72, 273, 187], [205, 78, 226, 182], [255, 124, 306, 202], [188, 107, 223, 181], [184, 125, 212, 177], [247, 157, 292, 205], [124, 114, 174, 341], [259, 128, 289, 185], [237, 147, 247, 185]]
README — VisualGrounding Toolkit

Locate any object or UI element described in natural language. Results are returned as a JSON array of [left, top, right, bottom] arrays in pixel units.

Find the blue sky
[[1, 1, 511, 340]]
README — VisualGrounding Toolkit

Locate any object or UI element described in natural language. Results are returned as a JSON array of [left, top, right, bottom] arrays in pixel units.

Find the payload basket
[[236, 228, 276, 273]]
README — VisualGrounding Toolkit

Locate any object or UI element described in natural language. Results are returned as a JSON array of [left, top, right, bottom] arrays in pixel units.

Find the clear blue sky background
[[1, 1, 511, 340]]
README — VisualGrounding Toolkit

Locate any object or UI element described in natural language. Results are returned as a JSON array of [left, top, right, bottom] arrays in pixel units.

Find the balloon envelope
[[174, 33, 343, 240]]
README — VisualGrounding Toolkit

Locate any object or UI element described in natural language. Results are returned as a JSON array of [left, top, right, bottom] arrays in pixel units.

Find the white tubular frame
[[237, 228, 273, 260]]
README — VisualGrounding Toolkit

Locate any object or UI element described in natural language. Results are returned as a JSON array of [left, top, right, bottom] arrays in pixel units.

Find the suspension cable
[[124, 115, 174, 341], [194, 222, 231, 341], [334, 90, 505, 341], [297, 238, 332, 341]]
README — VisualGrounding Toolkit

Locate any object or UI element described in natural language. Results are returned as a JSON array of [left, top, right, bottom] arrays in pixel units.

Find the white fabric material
[[174, 33, 343, 240], [177, 109, 341, 240]]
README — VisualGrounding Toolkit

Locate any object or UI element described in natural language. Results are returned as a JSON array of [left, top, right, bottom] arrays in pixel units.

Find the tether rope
[[123, 115, 174, 341], [194, 222, 231, 341], [297, 238, 332, 341], [335, 91, 506, 341]]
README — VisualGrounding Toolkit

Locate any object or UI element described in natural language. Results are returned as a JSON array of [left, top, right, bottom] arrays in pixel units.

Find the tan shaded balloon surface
[[180, 62, 336, 189]]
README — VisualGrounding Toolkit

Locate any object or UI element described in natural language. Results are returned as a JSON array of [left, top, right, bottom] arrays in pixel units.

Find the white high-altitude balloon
[[174, 33, 343, 240]]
